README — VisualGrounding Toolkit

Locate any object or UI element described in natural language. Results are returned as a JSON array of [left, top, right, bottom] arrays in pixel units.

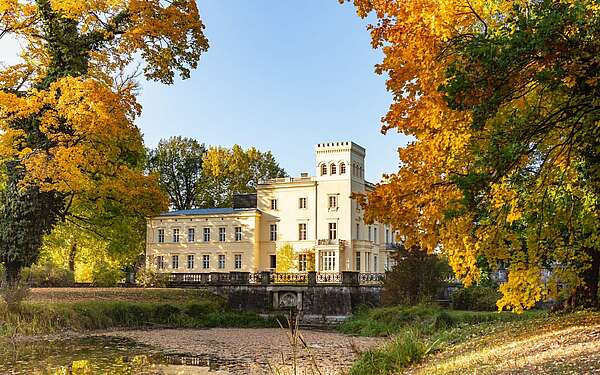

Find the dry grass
[[408, 311, 600, 375]]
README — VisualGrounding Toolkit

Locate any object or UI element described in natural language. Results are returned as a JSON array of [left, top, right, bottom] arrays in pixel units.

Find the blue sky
[[0, 1, 410, 182], [139, 1, 408, 181]]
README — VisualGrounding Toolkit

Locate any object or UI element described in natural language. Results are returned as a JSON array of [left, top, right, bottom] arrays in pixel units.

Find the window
[[328, 222, 337, 240], [187, 255, 194, 269], [385, 228, 390, 243], [355, 252, 361, 271], [218, 254, 225, 269], [270, 224, 277, 241], [219, 227, 226, 242], [235, 226, 242, 241], [356, 223, 360, 240], [157, 229, 165, 243], [155, 256, 165, 270], [340, 163, 346, 174], [320, 164, 327, 175], [298, 223, 307, 241], [329, 222, 337, 240], [374, 255, 378, 273], [269, 254, 277, 269], [298, 254, 307, 272], [330, 163, 337, 175], [373, 227, 378, 244], [298, 197, 307, 209], [203, 227, 210, 242], [321, 251, 336, 272], [270, 199, 278, 210], [368, 226, 372, 241], [172, 255, 179, 270], [202, 254, 210, 269], [234, 254, 242, 269], [172, 228, 180, 243], [328, 195, 337, 209], [188, 228, 195, 242]]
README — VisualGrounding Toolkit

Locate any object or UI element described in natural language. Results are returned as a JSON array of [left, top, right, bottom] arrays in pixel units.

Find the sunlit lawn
[[26, 287, 212, 304], [407, 310, 600, 375]]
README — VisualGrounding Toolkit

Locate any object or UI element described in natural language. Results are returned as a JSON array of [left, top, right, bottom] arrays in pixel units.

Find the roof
[[158, 207, 257, 217]]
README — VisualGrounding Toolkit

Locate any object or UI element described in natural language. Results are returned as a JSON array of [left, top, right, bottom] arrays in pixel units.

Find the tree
[[276, 244, 296, 273], [198, 145, 286, 208], [147, 137, 206, 210], [0, 0, 207, 290], [345, 0, 599, 311], [383, 246, 452, 306]]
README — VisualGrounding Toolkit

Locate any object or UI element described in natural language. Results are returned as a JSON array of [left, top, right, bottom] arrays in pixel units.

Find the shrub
[[22, 262, 75, 287], [339, 305, 526, 337], [383, 246, 453, 305], [91, 263, 124, 287], [184, 301, 219, 317], [0, 300, 278, 336], [340, 305, 447, 337], [0, 279, 30, 310], [136, 267, 169, 287], [451, 284, 502, 311]]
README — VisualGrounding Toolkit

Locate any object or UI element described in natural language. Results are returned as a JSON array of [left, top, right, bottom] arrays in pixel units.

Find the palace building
[[146, 141, 396, 274]]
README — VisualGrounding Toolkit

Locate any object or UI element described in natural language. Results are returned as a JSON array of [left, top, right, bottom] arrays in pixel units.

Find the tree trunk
[[3, 262, 21, 288], [68, 241, 77, 272], [569, 247, 600, 308]]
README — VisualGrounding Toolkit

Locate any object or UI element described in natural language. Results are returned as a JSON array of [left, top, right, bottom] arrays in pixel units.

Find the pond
[[0, 336, 231, 374], [0, 328, 384, 374]]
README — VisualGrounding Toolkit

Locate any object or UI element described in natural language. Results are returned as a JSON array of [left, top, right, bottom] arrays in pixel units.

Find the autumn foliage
[[0, 0, 208, 288], [345, 0, 599, 311]]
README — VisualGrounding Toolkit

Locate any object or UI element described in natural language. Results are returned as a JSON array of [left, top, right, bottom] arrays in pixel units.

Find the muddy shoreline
[[98, 327, 384, 374]]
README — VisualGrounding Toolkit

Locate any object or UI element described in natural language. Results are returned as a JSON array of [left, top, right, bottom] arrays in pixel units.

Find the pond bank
[[0, 288, 283, 337]]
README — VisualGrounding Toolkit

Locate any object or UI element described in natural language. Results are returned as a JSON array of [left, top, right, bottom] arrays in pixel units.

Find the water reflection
[[0, 336, 230, 374]]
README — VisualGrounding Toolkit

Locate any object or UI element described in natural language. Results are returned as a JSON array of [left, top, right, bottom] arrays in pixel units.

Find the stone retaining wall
[[207, 284, 383, 317]]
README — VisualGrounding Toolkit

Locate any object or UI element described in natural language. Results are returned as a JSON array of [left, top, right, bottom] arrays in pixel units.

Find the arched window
[[340, 162, 346, 174], [321, 164, 327, 176], [330, 163, 337, 175]]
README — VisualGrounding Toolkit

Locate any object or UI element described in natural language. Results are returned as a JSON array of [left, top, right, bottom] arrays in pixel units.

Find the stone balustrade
[[167, 271, 385, 287]]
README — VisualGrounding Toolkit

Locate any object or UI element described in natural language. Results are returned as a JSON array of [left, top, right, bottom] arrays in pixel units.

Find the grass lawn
[[343, 305, 600, 375], [0, 287, 279, 337], [26, 287, 213, 304]]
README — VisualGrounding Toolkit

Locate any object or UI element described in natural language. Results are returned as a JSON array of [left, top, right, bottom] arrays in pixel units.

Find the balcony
[[316, 239, 346, 253], [385, 242, 403, 250], [352, 240, 374, 251], [317, 239, 344, 246]]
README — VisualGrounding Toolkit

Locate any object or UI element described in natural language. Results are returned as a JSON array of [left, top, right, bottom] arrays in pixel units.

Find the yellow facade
[[146, 141, 395, 274]]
